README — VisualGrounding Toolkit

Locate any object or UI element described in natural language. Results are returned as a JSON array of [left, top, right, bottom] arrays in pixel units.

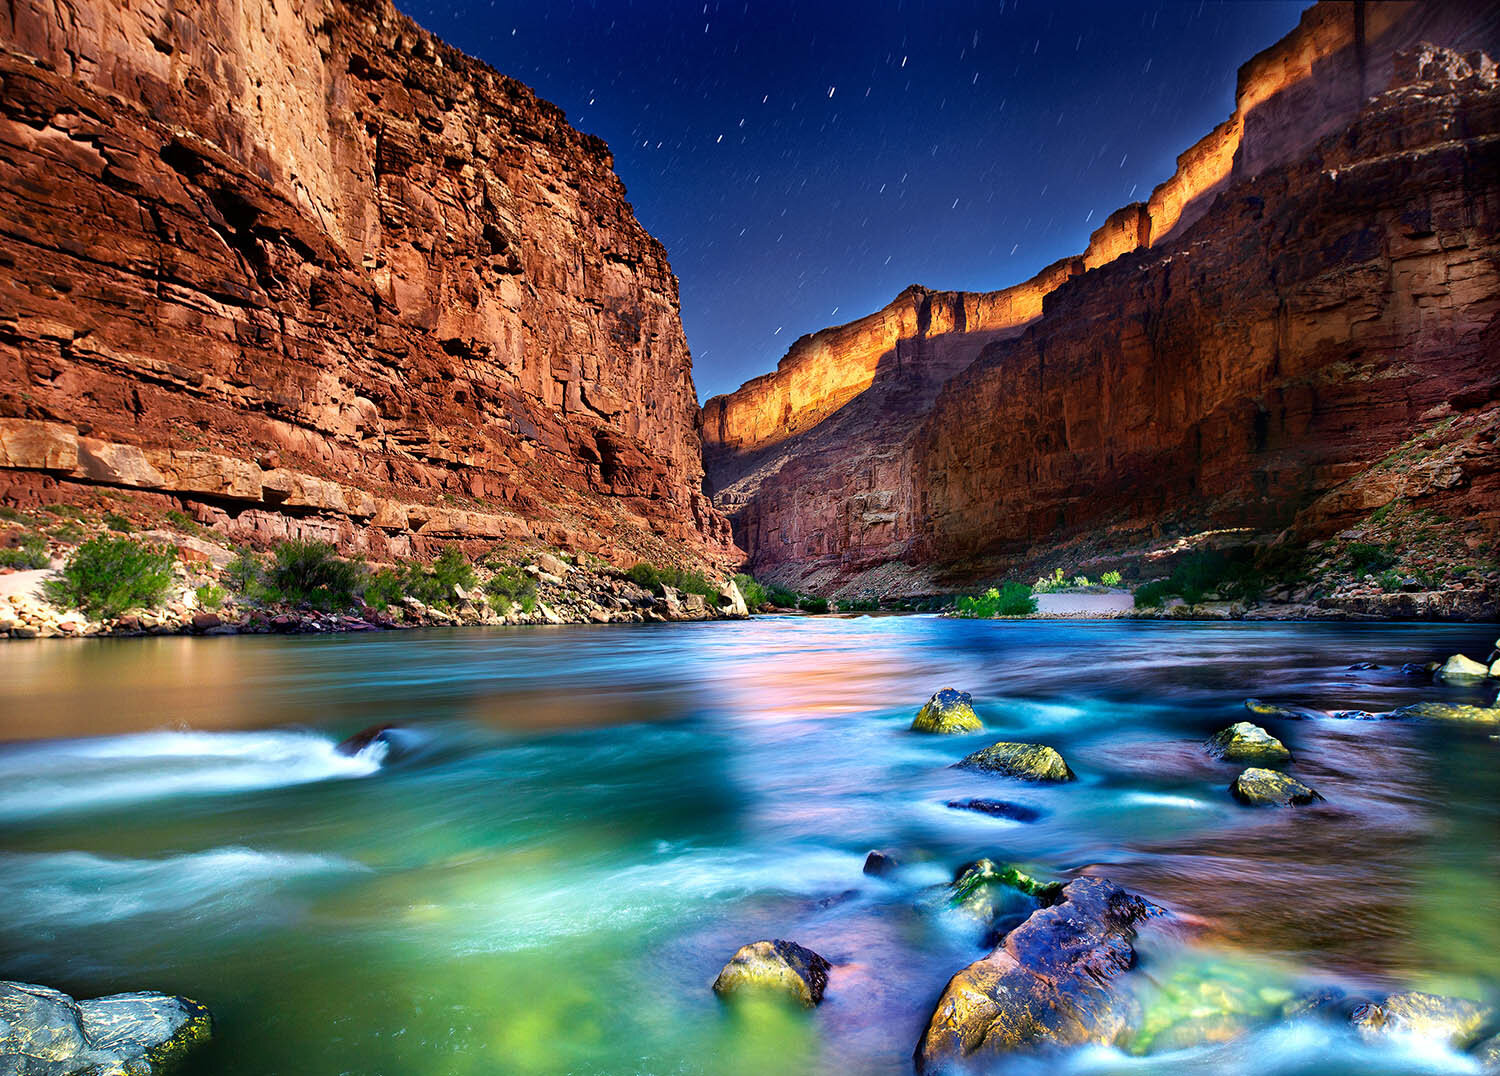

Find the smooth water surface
[[1, 617, 1497, 1074]]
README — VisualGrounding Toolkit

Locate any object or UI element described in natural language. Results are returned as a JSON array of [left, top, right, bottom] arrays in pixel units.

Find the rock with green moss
[[1229, 768, 1323, 807], [919, 878, 1164, 1071], [1244, 698, 1325, 720], [956, 741, 1075, 781], [0, 980, 212, 1074], [948, 859, 1064, 922], [911, 688, 983, 733], [1206, 722, 1291, 765], [1386, 701, 1500, 724], [1351, 991, 1492, 1049], [1436, 653, 1492, 683], [712, 940, 831, 1008]]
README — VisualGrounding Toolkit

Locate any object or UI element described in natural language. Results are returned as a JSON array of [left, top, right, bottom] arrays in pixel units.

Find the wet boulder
[[862, 850, 899, 877], [1206, 722, 1291, 765], [1229, 767, 1323, 807], [956, 741, 1075, 782], [1385, 701, 1500, 724], [918, 877, 1164, 1071], [1436, 653, 1491, 683], [911, 688, 982, 734], [335, 723, 404, 758], [949, 860, 1063, 915], [712, 940, 831, 1008], [1244, 698, 1325, 720], [0, 980, 212, 1075], [946, 799, 1043, 823], [1351, 991, 1492, 1049]]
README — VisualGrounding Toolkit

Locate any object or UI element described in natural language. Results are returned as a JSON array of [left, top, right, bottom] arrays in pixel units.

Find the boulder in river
[[1351, 990, 1492, 1049], [911, 688, 982, 734], [1244, 698, 1325, 720], [335, 723, 403, 758], [918, 877, 1164, 1071], [712, 940, 831, 1008], [1229, 767, 1323, 807], [956, 741, 1075, 781], [950, 859, 1062, 906], [0, 980, 212, 1075], [945, 799, 1043, 823], [862, 850, 899, 877], [1206, 722, 1291, 765], [1385, 701, 1500, 724], [1436, 653, 1491, 683]]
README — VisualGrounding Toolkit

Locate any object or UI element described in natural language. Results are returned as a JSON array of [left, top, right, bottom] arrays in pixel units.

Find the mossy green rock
[[1351, 991, 1492, 1049], [1387, 701, 1500, 724], [949, 859, 1064, 920], [1128, 956, 1294, 1055], [0, 980, 212, 1075], [1244, 698, 1324, 720], [1229, 767, 1322, 806], [1435, 653, 1492, 683], [1207, 722, 1291, 765], [957, 741, 1075, 781], [712, 939, 831, 1008], [912, 688, 982, 733]]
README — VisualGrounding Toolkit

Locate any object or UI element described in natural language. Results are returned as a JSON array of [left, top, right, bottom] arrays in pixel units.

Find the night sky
[[392, 0, 1312, 401]]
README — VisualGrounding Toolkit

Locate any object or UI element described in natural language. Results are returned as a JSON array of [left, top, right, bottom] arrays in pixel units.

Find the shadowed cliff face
[[0, 0, 735, 565], [704, 0, 1500, 592]]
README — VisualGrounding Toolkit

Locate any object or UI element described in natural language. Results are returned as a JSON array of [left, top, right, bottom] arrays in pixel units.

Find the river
[[0, 616, 1496, 1074]]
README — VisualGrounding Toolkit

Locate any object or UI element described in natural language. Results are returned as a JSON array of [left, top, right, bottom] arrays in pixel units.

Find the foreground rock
[[1206, 722, 1291, 765], [711, 940, 831, 1008], [919, 878, 1164, 1070], [0, 980, 212, 1075], [1351, 991, 1492, 1049], [911, 689, 983, 734], [1229, 768, 1323, 807], [956, 742, 1075, 782], [1436, 653, 1492, 683]]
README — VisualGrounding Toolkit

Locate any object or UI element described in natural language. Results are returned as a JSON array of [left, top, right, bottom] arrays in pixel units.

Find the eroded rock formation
[[704, 1, 1500, 593], [0, 0, 734, 566]]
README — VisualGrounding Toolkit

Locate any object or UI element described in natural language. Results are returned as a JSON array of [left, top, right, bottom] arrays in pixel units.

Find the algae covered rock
[[1127, 955, 1295, 1055], [911, 688, 983, 734], [1229, 768, 1323, 806], [956, 741, 1075, 781], [712, 939, 831, 1008], [1351, 990, 1492, 1049], [948, 859, 1064, 917], [0, 980, 212, 1075], [919, 877, 1164, 1071], [1244, 698, 1324, 720], [1436, 653, 1492, 683], [1206, 722, 1291, 765], [1387, 701, 1500, 724]]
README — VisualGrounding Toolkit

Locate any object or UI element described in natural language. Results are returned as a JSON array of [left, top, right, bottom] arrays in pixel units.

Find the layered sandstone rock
[[705, 0, 1500, 592], [0, 0, 733, 565]]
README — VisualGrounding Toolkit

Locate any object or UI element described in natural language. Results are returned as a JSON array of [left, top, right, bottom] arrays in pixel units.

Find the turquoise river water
[[0, 616, 1497, 1074]]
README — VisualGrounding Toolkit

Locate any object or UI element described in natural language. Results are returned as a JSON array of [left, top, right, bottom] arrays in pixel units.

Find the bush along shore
[[0, 509, 759, 639]]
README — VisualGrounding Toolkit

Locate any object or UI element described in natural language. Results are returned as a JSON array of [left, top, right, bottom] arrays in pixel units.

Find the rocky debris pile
[[0, 980, 212, 1075], [911, 688, 982, 733], [711, 940, 831, 1008]]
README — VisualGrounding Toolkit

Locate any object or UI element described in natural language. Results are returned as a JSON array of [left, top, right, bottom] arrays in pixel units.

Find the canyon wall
[[705, 0, 1500, 591], [0, 0, 734, 565]]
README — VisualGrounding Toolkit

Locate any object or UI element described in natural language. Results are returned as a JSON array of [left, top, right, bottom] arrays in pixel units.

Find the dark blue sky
[[394, 0, 1311, 400]]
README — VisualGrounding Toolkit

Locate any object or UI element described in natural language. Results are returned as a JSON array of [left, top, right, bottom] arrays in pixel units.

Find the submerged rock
[[918, 877, 1163, 1071], [712, 940, 831, 1008], [1402, 661, 1441, 676], [1474, 1032, 1500, 1073], [1244, 698, 1325, 720], [1128, 957, 1295, 1055], [1436, 653, 1491, 683], [956, 741, 1075, 782], [945, 799, 1043, 823], [0, 980, 212, 1075], [911, 688, 982, 734], [1206, 722, 1291, 765], [949, 859, 1063, 912], [335, 723, 403, 758], [1347, 661, 1382, 670], [1385, 701, 1500, 724], [1351, 991, 1492, 1049], [862, 850, 899, 877], [1229, 767, 1323, 807]]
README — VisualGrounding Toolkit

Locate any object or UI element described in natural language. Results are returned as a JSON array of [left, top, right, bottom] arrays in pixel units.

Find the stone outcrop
[[0, 980, 212, 1075], [703, 1, 1500, 594], [711, 940, 831, 1008], [0, 0, 733, 567]]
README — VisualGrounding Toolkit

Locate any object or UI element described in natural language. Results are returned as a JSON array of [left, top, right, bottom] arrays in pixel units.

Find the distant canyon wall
[[705, 0, 1500, 590], [0, 0, 734, 564]]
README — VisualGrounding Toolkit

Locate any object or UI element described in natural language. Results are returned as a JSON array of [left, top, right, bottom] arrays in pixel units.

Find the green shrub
[[1344, 542, 1396, 578], [362, 567, 406, 611], [402, 547, 478, 608], [1033, 567, 1068, 593], [625, 562, 718, 599], [797, 595, 830, 614], [1100, 569, 1123, 587], [163, 509, 200, 534], [0, 506, 35, 524], [733, 573, 768, 610], [49, 522, 84, 542], [103, 512, 133, 533], [224, 547, 264, 596], [1072, 575, 1091, 588], [194, 582, 225, 610], [264, 539, 364, 611], [41, 504, 84, 518], [1133, 580, 1172, 609], [955, 582, 1037, 617], [0, 532, 49, 570], [485, 564, 538, 614], [839, 596, 880, 612], [1377, 568, 1404, 592], [765, 585, 799, 608], [44, 536, 176, 618]]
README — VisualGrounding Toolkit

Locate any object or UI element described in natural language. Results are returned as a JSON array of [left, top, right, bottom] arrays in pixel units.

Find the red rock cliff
[[0, 0, 734, 564], [705, 0, 1500, 592]]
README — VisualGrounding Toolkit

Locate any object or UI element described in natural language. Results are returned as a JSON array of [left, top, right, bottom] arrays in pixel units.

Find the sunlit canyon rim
[[703, 0, 1500, 600]]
